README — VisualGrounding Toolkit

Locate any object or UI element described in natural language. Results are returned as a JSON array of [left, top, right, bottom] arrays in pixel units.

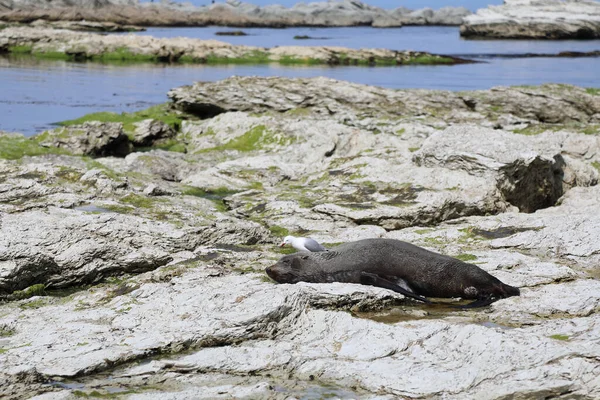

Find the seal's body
[[266, 238, 520, 308]]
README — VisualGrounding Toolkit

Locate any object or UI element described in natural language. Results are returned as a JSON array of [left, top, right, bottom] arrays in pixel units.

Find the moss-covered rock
[[0, 132, 70, 160]]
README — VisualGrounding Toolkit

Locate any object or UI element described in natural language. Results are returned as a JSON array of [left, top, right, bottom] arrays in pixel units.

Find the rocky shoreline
[[461, 0, 600, 39], [1, 77, 600, 398], [2, 0, 598, 39], [0, 0, 471, 28], [0, 26, 469, 65]]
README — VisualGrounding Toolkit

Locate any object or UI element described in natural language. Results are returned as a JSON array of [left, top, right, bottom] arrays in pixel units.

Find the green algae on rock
[[58, 104, 187, 134], [0, 133, 71, 160], [7, 284, 46, 301]]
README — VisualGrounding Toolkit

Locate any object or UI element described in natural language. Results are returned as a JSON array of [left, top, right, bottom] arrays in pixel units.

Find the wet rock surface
[[461, 0, 600, 39], [0, 0, 471, 27], [1, 77, 600, 399]]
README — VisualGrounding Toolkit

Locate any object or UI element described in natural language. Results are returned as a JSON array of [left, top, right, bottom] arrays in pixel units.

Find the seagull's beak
[[280, 242, 286, 247]]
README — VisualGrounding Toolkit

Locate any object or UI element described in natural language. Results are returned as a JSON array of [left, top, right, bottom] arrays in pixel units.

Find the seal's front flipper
[[360, 272, 430, 304]]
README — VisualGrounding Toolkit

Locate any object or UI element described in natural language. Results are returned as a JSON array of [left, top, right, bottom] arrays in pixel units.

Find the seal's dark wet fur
[[266, 238, 520, 308]]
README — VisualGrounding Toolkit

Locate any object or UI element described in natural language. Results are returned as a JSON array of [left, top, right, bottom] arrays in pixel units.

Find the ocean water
[[139, 26, 600, 55], [2, 26, 599, 136]]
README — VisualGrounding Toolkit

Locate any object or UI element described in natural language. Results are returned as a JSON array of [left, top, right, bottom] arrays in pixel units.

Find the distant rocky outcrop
[[461, 0, 600, 39], [213, 0, 472, 27], [28, 18, 144, 32], [0, 26, 468, 66], [0, 0, 137, 11], [214, 30, 247, 36], [0, 0, 472, 27]]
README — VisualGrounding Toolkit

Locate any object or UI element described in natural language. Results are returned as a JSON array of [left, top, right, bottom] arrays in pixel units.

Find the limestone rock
[[29, 18, 144, 32], [2, 270, 600, 399], [169, 77, 600, 125], [142, 183, 172, 196], [414, 126, 573, 212], [371, 15, 402, 28], [37, 122, 130, 157], [486, 189, 600, 267], [79, 168, 128, 195], [415, 126, 598, 193], [123, 151, 192, 182], [196, 220, 273, 246], [132, 119, 176, 147], [0, 26, 466, 66], [2, 77, 600, 399], [2, 0, 137, 9], [0, 207, 190, 294], [430, 6, 471, 25], [398, 8, 434, 25], [0, 0, 471, 27], [461, 0, 600, 39], [462, 85, 600, 124]]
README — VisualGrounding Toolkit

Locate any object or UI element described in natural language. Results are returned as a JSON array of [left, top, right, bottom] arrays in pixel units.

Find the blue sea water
[[1, 24, 599, 135]]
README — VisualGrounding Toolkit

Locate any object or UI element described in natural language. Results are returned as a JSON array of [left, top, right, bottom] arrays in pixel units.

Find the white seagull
[[280, 235, 327, 252]]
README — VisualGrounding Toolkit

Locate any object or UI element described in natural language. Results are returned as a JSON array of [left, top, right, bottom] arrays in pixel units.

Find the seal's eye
[[283, 259, 290, 264], [291, 258, 302, 269], [301, 255, 309, 260]]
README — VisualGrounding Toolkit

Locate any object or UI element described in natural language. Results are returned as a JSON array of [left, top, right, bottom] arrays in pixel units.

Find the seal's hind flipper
[[456, 296, 498, 309], [360, 272, 430, 304]]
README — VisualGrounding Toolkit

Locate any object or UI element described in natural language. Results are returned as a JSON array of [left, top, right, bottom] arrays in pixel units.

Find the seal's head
[[265, 253, 323, 284]]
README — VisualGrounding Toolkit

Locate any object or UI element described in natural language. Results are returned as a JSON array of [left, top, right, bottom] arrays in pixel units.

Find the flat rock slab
[[169, 76, 600, 124], [2, 269, 600, 399], [0, 207, 188, 294], [461, 0, 600, 39], [414, 125, 598, 212]]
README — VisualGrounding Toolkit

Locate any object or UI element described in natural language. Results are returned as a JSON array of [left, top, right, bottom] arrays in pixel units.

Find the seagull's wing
[[303, 238, 327, 252]]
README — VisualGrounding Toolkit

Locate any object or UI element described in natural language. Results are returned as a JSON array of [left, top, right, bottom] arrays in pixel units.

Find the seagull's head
[[280, 235, 295, 247]]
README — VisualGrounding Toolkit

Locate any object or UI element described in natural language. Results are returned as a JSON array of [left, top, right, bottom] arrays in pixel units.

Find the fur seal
[[266, 238, 520, 308]]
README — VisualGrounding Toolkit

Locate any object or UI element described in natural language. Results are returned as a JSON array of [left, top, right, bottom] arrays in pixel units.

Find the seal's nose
[[265, 265, 276, 279]]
